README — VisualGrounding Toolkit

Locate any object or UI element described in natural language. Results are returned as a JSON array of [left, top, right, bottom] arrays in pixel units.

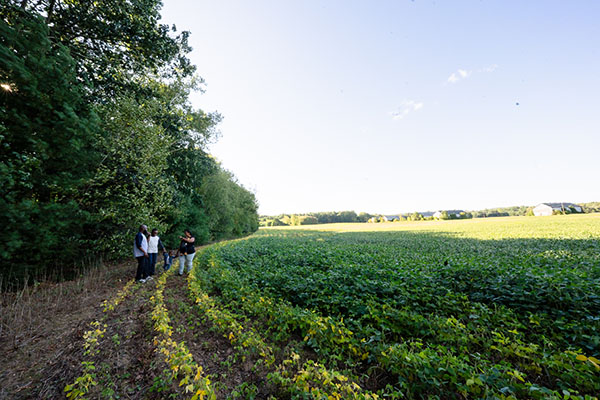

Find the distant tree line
[[0, 2, 258, 286], [580, 202, 600, 213], [471, 206, 533, 218], [261, 202, 600, 227], [260, 211, 373, 226]]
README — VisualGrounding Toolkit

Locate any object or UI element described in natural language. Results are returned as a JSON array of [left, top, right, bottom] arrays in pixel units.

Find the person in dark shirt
[[177, 229, 196, 276]]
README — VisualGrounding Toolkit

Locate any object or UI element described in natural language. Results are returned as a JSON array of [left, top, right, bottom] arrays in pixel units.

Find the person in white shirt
[[147, 228, 167, 277], [133, 224, 149, 282]]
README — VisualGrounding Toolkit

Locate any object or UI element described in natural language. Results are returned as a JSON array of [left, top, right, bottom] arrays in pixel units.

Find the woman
[[177, 229, 196, 276]]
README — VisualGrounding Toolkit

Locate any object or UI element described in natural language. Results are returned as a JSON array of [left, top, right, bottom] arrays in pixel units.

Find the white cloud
[[447, 69, 471, 84], [390, 100, 424, 120], [446, 65, 498, 84], [481, 64, 498, 73]]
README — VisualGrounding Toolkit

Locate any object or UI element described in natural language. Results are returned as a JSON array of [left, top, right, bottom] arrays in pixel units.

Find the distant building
[[433, 210, 465, 219], [533, 203, 583, 216], [382, 215, 400, 222], [420, 211, 435, 218]]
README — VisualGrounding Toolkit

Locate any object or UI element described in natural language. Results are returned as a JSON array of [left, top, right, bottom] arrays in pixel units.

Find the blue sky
[[160, 1, 600, 215]]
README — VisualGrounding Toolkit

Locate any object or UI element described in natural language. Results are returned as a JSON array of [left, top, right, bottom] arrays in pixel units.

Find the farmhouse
[[533, 202, 583, 216], [433, 210, 465, 219], [382, 215, 401, 222]]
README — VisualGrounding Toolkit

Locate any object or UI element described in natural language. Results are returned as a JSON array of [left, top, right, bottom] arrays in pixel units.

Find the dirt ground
[[0, 262, 138, 399], [0, 257, 298, 399]]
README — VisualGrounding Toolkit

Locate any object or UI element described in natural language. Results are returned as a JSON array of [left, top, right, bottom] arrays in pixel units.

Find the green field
[[191, 214, 600, 399]]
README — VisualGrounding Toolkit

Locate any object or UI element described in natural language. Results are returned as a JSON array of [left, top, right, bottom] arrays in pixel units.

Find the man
[[133, 224, 149, 282]]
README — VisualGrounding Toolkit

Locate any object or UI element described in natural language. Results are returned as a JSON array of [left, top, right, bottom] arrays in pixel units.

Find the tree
[[12, 0, 196, 100], [298, 216, 318, 225], [199, 168, 258, 240], [357, 212, 372, 222], [78, 95, 172, 256], [409, 212, 423, 221], [0, 8, 100, 279]]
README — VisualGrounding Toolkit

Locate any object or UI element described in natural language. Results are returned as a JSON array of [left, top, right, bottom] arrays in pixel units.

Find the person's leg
[[178, 255, 186, 275], [142, 256, 150, 279], [185, 253, 196, 273], [135, 256, 145, 280], [149, 253, 156, 276]]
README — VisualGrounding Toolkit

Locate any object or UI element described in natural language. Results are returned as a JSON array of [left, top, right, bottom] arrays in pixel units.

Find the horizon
[[259, 200, 597, 217], [160, 1, 600, 215]]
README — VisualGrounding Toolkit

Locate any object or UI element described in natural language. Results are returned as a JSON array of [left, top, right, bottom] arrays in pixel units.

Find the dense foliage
[[194, 215, 600, 399], [0, 2, 258, 286]]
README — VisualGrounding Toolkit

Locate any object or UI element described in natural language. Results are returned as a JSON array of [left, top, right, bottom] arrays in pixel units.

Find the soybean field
[[190, 214, 599, 399]]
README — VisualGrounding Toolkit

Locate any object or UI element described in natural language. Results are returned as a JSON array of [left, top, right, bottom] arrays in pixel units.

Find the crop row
[[150, 269, 215, 400], [187, 267, 380, 399], [65, 279, 137, 399]]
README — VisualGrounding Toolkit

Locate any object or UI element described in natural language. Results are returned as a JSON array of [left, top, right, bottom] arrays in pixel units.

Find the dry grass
[[0, 261, 135, 399]]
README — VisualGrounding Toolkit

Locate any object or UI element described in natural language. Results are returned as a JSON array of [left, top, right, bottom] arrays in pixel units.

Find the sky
[[159, 0, 600, 215]]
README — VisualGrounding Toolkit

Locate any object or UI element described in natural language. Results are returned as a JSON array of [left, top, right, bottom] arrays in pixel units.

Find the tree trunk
[[46, 0, 56, 23]]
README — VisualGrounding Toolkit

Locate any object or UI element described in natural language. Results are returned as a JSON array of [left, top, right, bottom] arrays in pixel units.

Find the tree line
[[261, 202, 599, 227], [0, 1, 258, 287], [260, 211, 372, 226]]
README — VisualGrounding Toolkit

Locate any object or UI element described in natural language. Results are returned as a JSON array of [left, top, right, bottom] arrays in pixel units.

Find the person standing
[[178, 229, 196, 276], [147, 228, 166, 277], [133, 224, 149, 282]]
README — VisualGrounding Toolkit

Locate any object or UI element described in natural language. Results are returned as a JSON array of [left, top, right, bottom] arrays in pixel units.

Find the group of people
[[133, 224, 197, 283]]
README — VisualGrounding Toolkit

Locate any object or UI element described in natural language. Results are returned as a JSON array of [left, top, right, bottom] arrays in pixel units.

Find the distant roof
[[539, 202, 580, 208], [384, 215, 400, 219], [420, 211, 435, 217], [436, 210, 465, 214]]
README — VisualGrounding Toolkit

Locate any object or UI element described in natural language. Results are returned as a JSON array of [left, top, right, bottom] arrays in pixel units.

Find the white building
[[533, 202, 583, 216]]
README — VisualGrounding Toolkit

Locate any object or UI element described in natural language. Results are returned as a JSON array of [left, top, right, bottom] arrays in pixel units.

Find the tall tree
[[0, 8, 99, 277]]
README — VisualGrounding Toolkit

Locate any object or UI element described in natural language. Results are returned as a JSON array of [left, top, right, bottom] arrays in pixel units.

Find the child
[[163, 249, 175, 271], [147, 228, 166, 278]]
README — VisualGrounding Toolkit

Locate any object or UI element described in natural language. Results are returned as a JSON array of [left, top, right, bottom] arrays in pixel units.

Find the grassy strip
[[150, 269, 216, 400], [188, 266, 379, 399], [64, 279, 137, 399]]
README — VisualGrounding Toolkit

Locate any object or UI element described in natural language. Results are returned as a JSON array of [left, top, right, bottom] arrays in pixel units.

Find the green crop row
[[187, 266, 379, 399]]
